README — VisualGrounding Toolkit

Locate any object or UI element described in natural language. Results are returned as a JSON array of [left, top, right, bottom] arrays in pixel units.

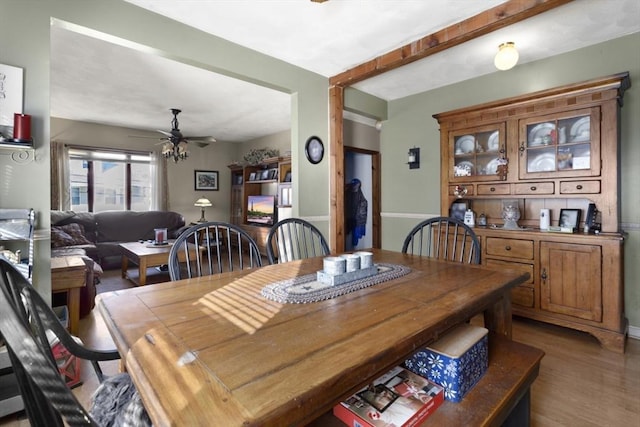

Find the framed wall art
[[194, 170, 219, 191], [0, 64, 24, 127]]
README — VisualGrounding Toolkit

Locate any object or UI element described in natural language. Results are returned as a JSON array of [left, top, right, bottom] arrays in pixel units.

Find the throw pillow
[[51, 224, 92, 247]]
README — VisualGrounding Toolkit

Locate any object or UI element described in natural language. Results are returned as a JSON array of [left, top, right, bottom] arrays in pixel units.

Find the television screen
[[246, 195, 276, 226]]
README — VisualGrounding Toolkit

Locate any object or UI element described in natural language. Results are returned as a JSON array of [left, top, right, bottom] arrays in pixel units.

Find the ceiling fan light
[[494, 42, 519, 71]]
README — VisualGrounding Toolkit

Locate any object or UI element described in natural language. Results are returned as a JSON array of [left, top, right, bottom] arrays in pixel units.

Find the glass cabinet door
[[518, 107, 600, 179], [450, 124, 506, 182]]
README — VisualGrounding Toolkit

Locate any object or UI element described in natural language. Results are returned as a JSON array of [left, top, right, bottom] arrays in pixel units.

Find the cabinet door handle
[[505, 245, 511, 251], [541, 268, 547, 280], [576, 184, 583, 190], [519, 143, 525, 156], [530, 186, 537, 191], [490, 187, 496, 192]]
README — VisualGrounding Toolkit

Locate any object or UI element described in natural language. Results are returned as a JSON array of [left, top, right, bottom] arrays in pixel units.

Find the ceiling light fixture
[[494, 42, 519, 71], [162, 140, 188, 163]]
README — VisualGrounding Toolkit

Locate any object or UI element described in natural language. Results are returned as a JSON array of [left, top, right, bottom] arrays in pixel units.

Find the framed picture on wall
[[0, 63, 23, 127], [194, 170, 219, 191]]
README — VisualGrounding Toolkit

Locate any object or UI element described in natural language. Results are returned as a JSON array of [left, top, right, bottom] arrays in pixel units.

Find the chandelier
[[162, 141, 188, 162]]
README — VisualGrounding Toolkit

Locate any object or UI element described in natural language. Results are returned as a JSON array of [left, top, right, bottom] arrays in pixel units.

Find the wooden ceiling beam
[[329, 0, 573, 87]]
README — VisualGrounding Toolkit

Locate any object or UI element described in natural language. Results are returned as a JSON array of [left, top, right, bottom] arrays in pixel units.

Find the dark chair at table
[[0, 257, 151, 426], [168, 221, 262, 280], [0, 257, 119, 383], [266, 218, 330, 264], [402, 216, 480, 264]]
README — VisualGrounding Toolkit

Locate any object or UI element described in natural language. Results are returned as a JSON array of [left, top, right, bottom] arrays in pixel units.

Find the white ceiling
[[50, 0, 639, 142]]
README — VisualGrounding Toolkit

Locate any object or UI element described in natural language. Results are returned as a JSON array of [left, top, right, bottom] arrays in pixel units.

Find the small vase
[[502, 204, 520, 230]]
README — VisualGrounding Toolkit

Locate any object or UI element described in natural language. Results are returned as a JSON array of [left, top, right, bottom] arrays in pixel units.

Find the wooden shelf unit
[[435, 73, 630, 352], [228, 156, 291, 255]]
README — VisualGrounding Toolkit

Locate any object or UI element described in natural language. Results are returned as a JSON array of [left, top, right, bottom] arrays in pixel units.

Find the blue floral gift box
[[404, 324, 488, 402]]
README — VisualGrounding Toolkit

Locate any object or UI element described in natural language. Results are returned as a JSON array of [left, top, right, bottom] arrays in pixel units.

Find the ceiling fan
[[132, 108, 216, 163]]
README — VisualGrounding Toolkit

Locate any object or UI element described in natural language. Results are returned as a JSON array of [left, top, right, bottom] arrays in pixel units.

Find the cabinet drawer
[[485, 238, 534, 260], [513, 182, 554, 195], [511, 286, 535, 308], [448, 185, 474, 197], [485, 258, 534, 284], [559, 180, 601, 194], [477, 183, 510, 195]]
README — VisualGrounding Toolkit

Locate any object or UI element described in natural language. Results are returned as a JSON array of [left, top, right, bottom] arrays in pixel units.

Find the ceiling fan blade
[[128, 134, 162, 140], [185, 136, 217, 142], [157, 129, 173, 137]]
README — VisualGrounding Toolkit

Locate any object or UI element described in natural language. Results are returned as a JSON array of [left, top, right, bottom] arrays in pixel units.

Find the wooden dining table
[[97, 249, 530, 426]]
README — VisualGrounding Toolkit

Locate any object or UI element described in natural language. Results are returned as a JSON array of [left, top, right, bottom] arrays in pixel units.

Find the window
[[68, 148, 152, 212]]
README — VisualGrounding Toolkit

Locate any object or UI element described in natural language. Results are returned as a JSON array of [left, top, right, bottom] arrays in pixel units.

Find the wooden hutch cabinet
[[228, 156, 291, 255], [434, 73, 630, 352]]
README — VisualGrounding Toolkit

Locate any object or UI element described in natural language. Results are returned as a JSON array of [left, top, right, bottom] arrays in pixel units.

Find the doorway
[[344, 147, 380, 250]]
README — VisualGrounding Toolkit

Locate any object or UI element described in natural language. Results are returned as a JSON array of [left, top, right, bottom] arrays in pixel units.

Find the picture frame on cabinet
[[249, 172, 257, 181], [450, 200, 469, 221], [194, 170, 219, 191], [559, 208, 581, 231]]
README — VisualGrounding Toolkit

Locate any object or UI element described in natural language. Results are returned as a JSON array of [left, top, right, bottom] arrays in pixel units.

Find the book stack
[[333, 366, 444, 427]]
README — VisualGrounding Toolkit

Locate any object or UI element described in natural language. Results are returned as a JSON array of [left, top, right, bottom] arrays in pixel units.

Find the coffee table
[[119, 241, 198, 286]]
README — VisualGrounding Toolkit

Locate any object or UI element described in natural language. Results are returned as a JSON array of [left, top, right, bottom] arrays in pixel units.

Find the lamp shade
[[194, 198, 212, 207], [494, 42, 519, 71]]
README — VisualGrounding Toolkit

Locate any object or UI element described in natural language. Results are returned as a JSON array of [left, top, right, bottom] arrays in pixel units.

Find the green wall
[[0, 0, 330, 297], [380, 33, 640, 329]]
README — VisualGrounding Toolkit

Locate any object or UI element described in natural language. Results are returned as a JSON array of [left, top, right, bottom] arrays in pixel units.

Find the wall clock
[[305, 136, 324, 164]]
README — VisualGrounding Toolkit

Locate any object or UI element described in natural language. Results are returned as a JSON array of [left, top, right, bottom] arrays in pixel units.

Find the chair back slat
[[266, 218, 330, 264], [168, 222, 263, 281], [402, 217, 480, 264]]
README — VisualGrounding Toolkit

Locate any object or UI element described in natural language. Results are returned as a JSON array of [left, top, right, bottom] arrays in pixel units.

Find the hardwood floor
[[1, 268, 638, 426]]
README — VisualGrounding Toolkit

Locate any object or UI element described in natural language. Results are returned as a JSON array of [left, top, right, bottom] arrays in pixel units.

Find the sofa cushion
[[52, 211, 98, 243], [51, 224, 93, 247]]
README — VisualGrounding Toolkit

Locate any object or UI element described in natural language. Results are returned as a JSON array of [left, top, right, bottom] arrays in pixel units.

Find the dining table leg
[[483, 290, 513, 339]]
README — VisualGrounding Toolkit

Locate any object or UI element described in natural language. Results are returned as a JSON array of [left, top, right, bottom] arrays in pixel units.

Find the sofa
[[51, 210, 186, 268]]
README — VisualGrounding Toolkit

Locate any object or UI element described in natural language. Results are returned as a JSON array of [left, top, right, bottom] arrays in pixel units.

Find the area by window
[[68, 148, 152, 212]]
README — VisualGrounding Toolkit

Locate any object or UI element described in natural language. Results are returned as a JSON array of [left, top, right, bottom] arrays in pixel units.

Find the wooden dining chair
[[266, 218, 330, 264], [402, 217, 480, 264], [168, 221, 263, 281], [0, 257, 119, 383], [0, 257, 151, 427]]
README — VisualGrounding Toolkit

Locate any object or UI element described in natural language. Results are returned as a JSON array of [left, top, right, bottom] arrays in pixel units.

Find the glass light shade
[[194, 198, 212, 207], [494, 42, 519, 71], [195, 197, 212, 222]]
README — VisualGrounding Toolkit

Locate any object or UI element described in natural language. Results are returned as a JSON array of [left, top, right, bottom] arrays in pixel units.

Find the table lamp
[[194, 197, 212, 222]]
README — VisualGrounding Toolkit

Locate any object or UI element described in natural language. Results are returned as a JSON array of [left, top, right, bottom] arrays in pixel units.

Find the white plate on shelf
[[528, 152, 556, 172], [455, 160, 475, 176], [487, 131, 499, 151], [528, 122, 555, 146], [455, 135, 475, 154], [570, 117, 590, 142], [485, 158, 501, 175]]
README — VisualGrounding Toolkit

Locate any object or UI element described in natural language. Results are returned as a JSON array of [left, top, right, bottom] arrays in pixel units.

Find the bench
[[309, 334, 544, 427]]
